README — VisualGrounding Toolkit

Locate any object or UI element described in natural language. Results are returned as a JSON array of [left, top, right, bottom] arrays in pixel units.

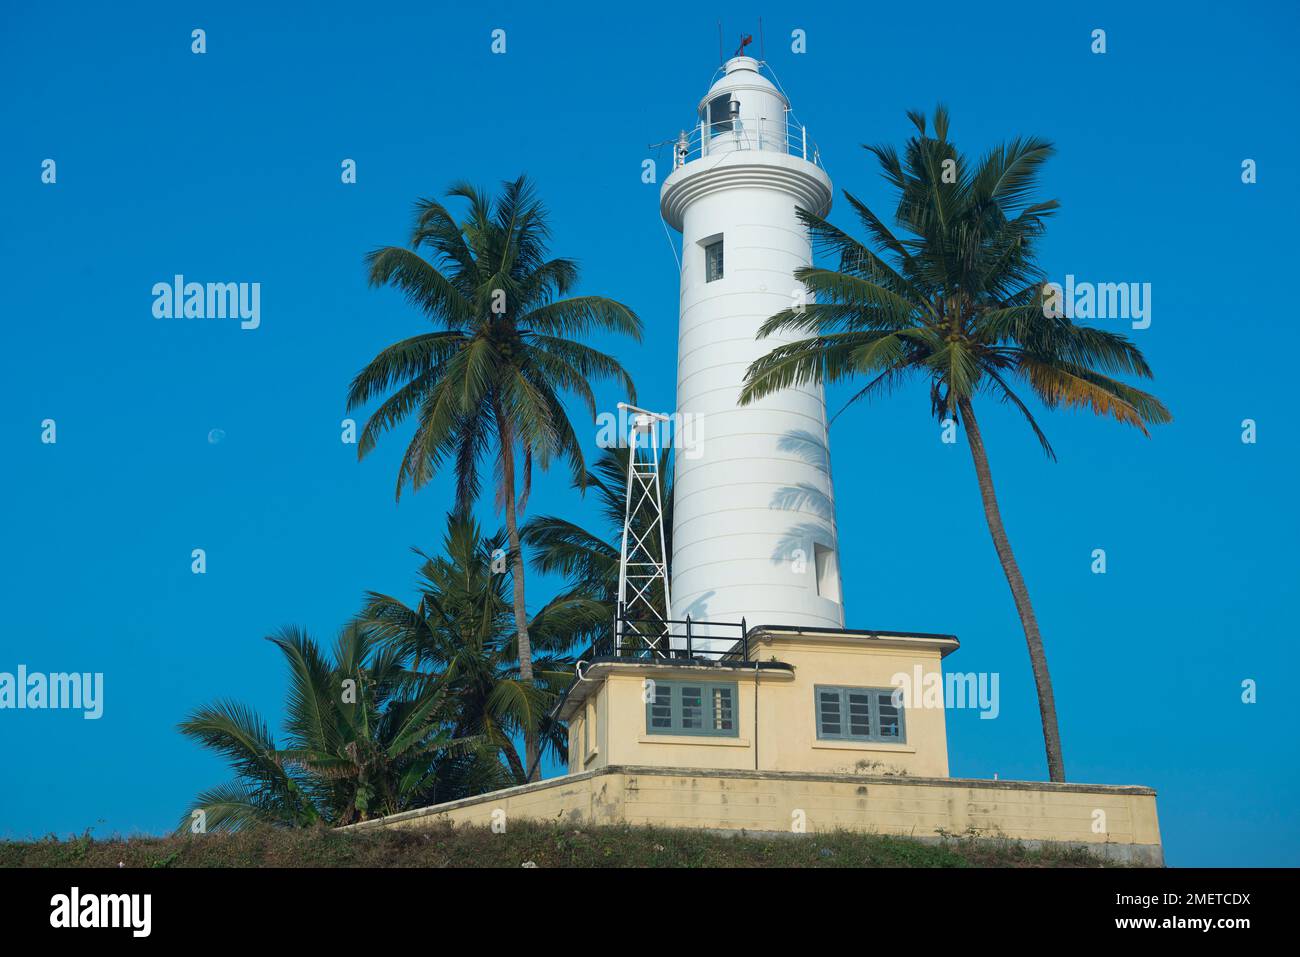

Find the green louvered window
[[647, 681, 738, 737], [815, 686, 905, 744]]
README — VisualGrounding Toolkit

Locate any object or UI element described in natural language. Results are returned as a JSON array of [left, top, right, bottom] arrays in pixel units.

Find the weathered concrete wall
[[343, 765, 1162, 865]]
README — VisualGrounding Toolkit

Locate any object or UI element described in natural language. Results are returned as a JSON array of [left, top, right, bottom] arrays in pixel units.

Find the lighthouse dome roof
[[699, 56, 787, 112]]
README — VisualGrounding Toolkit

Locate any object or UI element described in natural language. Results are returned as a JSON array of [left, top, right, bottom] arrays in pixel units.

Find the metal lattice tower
[[615, 403, 672, 657]]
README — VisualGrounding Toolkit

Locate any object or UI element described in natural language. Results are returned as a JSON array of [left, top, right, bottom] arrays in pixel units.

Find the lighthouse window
[[705, 239, 724, 282], [813, 542, 841, 602], [647, 681, 738, 737], [707, 94, 734, 135], [584, 698, 597, 760], [815, 686, 906, 744]]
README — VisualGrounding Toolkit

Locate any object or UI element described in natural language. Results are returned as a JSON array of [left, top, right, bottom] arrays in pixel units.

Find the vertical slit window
[[813, 542, 841, 603], [705, 239, 724, 282]]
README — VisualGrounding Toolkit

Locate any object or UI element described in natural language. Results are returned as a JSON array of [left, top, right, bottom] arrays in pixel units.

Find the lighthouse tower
[[661, 55, 844, 643]]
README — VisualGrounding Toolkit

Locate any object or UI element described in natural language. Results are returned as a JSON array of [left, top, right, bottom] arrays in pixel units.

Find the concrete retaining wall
[[343, 766, 1162, 865]]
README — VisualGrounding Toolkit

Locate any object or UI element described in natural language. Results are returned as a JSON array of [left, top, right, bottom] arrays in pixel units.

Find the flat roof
[[551, 624, 961, 720], [748, 624, 960, 657]]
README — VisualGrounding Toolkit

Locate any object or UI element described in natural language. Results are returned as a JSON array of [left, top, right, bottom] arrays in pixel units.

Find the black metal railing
[[582, 609, 749, 664]]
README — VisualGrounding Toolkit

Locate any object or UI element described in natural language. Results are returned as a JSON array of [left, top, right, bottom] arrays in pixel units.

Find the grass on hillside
[[1, 821, 1125, 868]]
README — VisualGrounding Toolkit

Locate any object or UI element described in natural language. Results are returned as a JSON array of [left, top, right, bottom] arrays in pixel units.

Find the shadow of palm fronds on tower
[[768, 429, 839, 568]]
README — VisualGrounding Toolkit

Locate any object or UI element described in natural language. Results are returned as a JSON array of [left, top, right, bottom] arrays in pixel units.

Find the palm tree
[[178, 624, 469, 830], [346, 176, 641, 779], [359, 512, 605, 783], [176, 698, 321, 832], [739, 108, 1171, 782]]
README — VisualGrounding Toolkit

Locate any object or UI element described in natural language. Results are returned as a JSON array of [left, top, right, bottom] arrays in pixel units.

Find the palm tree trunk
[[498, 736, 527, 784], [958, 397, 1066, 782], [495, 405, 540, 782]]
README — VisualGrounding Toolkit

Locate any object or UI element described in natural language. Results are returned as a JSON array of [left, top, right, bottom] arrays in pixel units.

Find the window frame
[[706, 94, 734, 136], [646, 680, 739, 738], [812, 542, 841, 603], [814, 685, 906, 744], [704, 238, 724, 283], [583, 697, 597, 762]]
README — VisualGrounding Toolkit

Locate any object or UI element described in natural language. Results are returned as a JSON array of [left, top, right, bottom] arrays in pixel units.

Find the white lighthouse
[[660, 55, 845, 644]]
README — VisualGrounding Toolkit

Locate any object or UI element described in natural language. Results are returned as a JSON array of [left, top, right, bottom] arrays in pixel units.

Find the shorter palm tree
[[177, 625, 468, 831], [359, 512, 604, 783], [177, 700, 320, 832]]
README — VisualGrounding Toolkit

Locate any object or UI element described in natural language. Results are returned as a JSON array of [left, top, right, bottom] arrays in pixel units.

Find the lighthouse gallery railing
[[671, 117, 822, 169]]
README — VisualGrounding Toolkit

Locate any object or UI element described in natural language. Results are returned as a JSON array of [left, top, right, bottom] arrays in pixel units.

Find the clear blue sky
[[2, 1, 1296, 866]]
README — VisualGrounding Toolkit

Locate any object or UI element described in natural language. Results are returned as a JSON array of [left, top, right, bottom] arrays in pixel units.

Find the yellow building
[[348, 624, 1163, 865], [560, 626, 956, 779]]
